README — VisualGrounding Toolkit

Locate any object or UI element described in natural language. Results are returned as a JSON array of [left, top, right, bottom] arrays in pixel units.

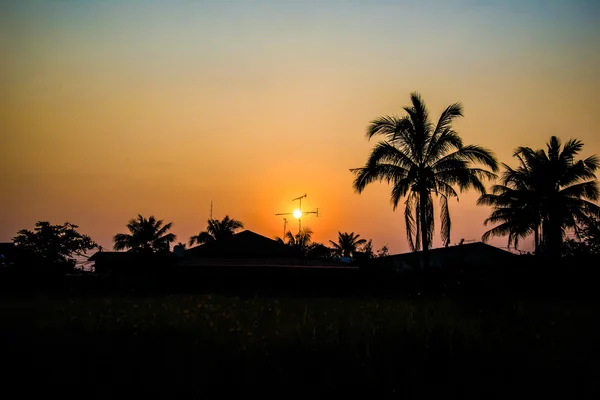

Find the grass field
[[2, 291, 599, 397]]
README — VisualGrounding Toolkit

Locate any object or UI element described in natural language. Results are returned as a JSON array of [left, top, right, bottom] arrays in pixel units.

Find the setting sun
[[293, 209, 302, 219]]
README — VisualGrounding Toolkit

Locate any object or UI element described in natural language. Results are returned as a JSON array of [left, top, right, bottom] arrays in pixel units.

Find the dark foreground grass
[[2, 292, 599, 398]]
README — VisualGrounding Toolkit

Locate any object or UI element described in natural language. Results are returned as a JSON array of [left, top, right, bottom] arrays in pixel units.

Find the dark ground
[[2, 287, 599, 399]]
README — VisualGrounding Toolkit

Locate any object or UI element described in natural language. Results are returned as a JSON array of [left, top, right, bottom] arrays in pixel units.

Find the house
[[183, 230, 300, 268], [185, 230, 299, 259], [182, 230, 349, 268], [368, 241, 517, 271], [88, 251, 177, 274]]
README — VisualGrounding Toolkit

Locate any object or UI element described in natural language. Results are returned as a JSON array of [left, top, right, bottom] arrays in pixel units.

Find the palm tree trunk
[[549, 220, 562, 258], [419, 191, 430, 268], [542, 218, 561, 257]]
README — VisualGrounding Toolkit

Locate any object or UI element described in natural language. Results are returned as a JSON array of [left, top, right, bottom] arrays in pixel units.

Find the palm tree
[[276, 228, 313, 252], [351, 92, 498, 258], [288, 228, 313, 248], [113, 214, 176, 253], [329, 232, 367, 257], [478, 136, 599, 255], [189, 215, 244, 246], [274, 235, 289, 245]]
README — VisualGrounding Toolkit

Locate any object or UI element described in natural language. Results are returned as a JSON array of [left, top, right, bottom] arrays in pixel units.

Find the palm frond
[[113, 233, 131, 251], [558, 137, 583, 163], [155, 221, 173, 238], [583, 154, 599, 171], [424, 193, 435, 250], [440, 195, 451, 247], [351, 163, 409, 193], [390, 177, 414, 210], [425, 128, 463, 164], [560, 180, 600, 201], [404, 195, 417, 251], [365, 141, 417, 170]]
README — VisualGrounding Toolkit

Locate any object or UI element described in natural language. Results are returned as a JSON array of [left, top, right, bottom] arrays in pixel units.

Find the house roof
[[403, 241, 515, 257], [185, 230, 301, 258], [370, 241, 516, 268]]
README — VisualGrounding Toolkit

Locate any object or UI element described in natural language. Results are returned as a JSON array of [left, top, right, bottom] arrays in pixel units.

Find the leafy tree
[[361, 239, 375, 259], [13, 221, 97, 265], [562, 215, 600, 256], [306, 242, 335, 259], [189, 216, 244, 246], [329, 232, 367, 257], [577, 215, 600, 254], [376, 245, 390, 258], [113, 214, 176, 254], [351, 92, 498, 259], [478, 136, 599, 255]]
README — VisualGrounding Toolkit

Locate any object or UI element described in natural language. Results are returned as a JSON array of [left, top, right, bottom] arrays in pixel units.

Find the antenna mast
[[275, 193, 319, 234]]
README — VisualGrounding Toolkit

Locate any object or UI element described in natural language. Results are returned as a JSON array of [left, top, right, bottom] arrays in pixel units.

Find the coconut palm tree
[[478, 136, 599, 255], [113, 214, 176, 254], [275, 228, 313, 251], [189, 215, 244, 246], [287, 228, 313, 248], [351, 92, 498, 257], [329, 232, 367, 257]]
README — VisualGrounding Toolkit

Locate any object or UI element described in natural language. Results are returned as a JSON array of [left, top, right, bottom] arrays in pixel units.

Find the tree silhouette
[[362, 239, 374, 258], [287, 228, 313, 249], [189, 216, 244, 246], [306, 242, 334, 259], [562, 215, 600, 256], [113, 214, 176, 254], [13, 221, 97, 265], [478, 136, 599, 255], [276, 228, 314, 254], [351, 92, 498, 257], [329, 232, 367, 257], [376, 245, 389, 258]]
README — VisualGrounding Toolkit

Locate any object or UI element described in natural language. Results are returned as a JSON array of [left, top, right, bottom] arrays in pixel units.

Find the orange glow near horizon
[[2, 1, 599, 254]]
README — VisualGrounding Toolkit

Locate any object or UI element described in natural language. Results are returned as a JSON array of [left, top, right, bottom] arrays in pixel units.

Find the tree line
[[6, 91, 599, 268], [7, 215, 387, 268]]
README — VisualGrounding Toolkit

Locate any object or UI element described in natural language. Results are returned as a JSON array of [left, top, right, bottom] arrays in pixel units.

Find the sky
[[2, 0, 599, 254]]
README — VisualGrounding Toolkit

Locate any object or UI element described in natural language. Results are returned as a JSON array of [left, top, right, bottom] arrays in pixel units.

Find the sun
[[293, 209, 302, 219]]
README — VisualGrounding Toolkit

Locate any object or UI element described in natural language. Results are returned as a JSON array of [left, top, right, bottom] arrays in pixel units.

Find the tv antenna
[[282, 217, 288, 239], [275, 193, 319, 233]]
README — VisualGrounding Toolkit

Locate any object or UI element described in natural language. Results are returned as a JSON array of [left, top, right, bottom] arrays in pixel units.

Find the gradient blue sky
[[2, 0, 599, 253]]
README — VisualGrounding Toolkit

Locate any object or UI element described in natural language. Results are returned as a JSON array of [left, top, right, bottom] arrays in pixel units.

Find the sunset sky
[[2, 0, 599, 254]]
